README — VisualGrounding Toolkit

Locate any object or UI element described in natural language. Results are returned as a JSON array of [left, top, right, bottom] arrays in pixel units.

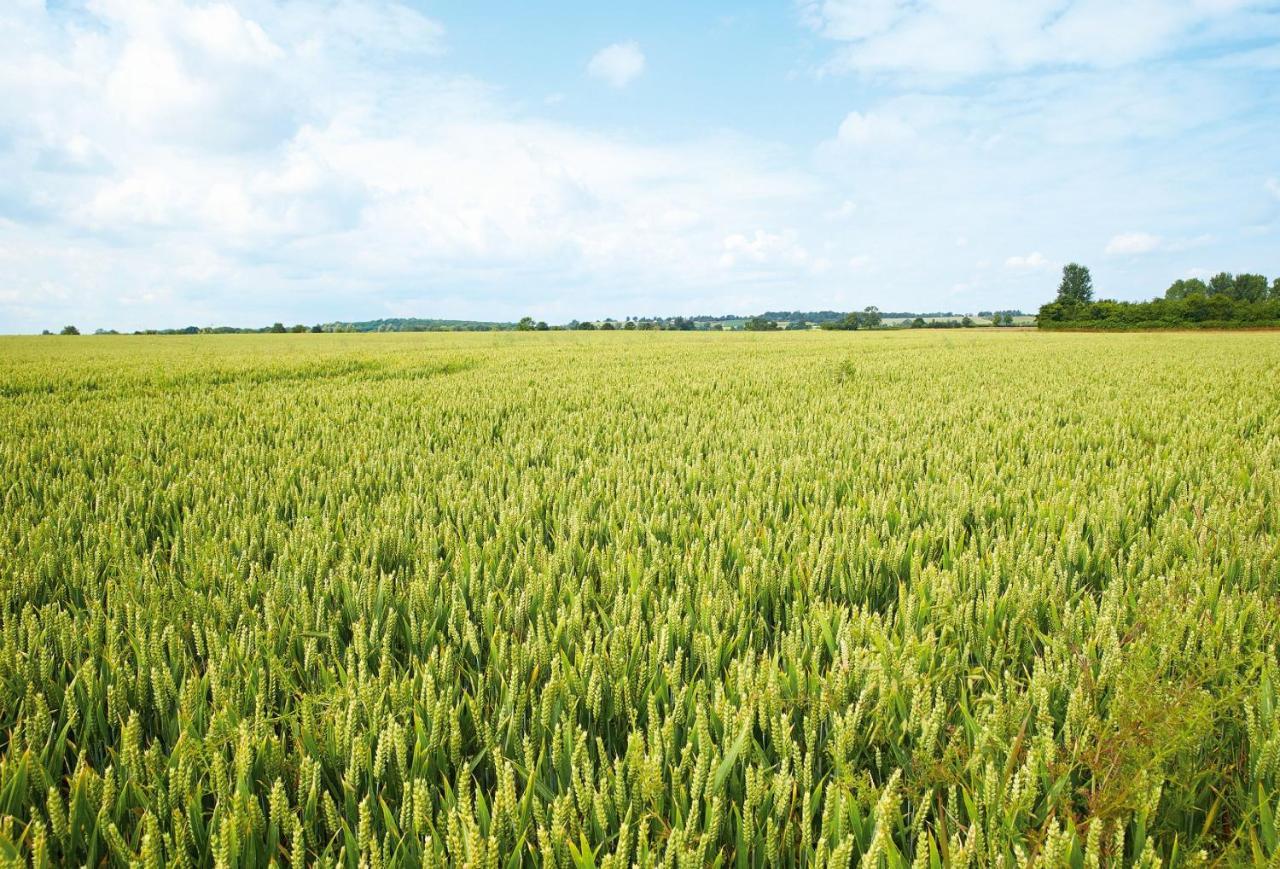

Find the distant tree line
[[908, 316, 980, 329], [47, 319, 518, 336], [49, 308, 1033, 336], [747, 309, 992, 323], [760, 310, 844, 324], [820, 308, 883, 330], [1038, 264, 1280, 329], [558, 316, 700, 331], [819, 309, 1021, 330]]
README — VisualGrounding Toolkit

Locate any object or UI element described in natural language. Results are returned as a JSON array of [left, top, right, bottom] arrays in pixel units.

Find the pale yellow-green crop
[[1, 330, 1278, 866]]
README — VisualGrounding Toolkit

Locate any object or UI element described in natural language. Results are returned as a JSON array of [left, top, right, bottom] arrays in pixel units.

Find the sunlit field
[[2, 331, 1278, 866]]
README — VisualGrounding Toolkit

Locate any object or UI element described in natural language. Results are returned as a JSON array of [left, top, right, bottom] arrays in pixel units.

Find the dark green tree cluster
[[562, 316, 693, 331], [1164, 272, 1271, 302], [820, 307, 882, 330], [1038, 265, 1280, 330], [909, 317, 982, 329]]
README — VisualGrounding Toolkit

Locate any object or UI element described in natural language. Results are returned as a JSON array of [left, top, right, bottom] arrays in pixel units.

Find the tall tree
[[1234, 273, 1268, 303], [1165, 277, 1207, 300], [1207, 272, 1235, 297], [1056, 263, 1093, 304], [1272, 277, 1280, 300]]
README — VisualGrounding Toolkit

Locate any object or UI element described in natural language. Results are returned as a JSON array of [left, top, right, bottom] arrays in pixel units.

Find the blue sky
[[2, 0, 1279, 330]]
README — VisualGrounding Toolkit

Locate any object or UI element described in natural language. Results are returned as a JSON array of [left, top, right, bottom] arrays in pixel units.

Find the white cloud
[[587, 41, 645, 88], [35, 134, 111, 174], [1004, 252, 1049, 270], [719, 230, 810, 269], [800, 0, 1279, 77], [836, 110, 914, 146], [800, 0, 901, 41], [1105, 232, 1163, 254], [1266, 178, 1280, 200], [806, 50, 1273, 313], [0, 3, 832, 329], [1167, 233, 1214, 252]]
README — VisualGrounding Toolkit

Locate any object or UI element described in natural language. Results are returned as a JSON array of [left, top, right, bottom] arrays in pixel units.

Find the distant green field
[[2, 331, 1279, 866]]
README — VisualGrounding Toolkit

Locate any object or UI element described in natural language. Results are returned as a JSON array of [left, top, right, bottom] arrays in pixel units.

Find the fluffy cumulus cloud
[[0, 5, 828, 329], [587, 42, 646, 88]]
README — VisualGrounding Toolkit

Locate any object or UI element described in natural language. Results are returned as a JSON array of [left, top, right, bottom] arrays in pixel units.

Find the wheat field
[[1, 330, 1278, 867]]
